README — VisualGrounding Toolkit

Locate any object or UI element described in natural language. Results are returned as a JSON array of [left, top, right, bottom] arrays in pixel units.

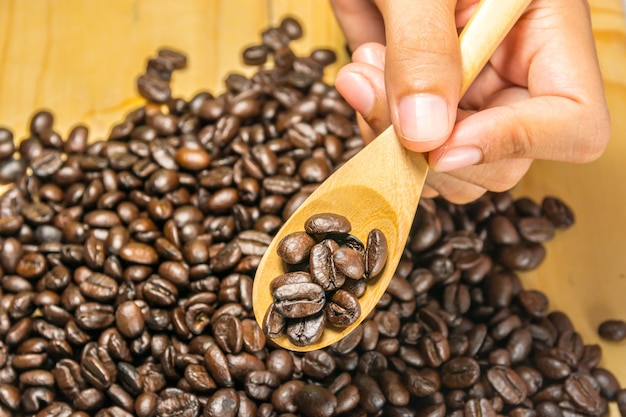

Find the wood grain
[[1, 0, 626, 403]]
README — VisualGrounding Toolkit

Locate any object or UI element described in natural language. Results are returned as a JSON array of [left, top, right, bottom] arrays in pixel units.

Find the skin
[[330, 0, 611, 203]]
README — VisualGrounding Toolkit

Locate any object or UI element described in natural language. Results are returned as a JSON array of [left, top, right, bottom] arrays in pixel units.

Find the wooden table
[[1, 0, 626, 408]]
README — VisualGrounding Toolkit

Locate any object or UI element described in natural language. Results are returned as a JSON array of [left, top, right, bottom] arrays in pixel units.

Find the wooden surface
[[1, 0, 626, 399]]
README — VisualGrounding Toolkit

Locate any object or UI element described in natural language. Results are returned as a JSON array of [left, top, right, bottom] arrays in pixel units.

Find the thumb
[[378, 0, 461, 152]]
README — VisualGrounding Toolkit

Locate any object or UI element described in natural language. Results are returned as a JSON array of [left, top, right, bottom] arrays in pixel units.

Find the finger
[[334, 44, 392, 137], [329, 0, 385, 52], [376, 0, 461, 152], [432, 157, 533, 193], [429, 93, 608, 173]]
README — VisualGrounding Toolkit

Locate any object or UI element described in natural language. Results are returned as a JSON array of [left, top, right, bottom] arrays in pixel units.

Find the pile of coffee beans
[[0, 16, 624, 417], [263, 213, 388, 346]]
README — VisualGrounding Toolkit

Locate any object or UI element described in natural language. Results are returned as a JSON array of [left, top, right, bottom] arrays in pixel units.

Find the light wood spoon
[[253, 0, 532, 352]]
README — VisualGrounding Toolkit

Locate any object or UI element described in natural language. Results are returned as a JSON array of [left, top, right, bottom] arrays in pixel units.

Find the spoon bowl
[[253, 0, 533, 351], [253, 129, 428, 352]]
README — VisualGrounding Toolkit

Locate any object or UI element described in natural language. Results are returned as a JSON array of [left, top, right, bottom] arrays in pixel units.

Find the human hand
[[330, 0, 611, 203]]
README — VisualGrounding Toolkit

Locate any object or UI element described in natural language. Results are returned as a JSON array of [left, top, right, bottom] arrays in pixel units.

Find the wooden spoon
[[253, 0, 532, 352]]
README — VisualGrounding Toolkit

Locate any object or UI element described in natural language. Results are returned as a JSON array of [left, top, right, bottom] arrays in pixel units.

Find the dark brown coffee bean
[[419, 331, 450, 367], [156, 392, 199, 417], [115, 300, 145, 338], [487, 366, 528, 405], [279, 17, 303, 40], [598, 319, 626, 341], [273, 282, 325, 318], [212, 314, 243, 354], [272, 380, 305, 413], [305, 212, 351, 235], [325, 289, 360, 327], [263, 303, 286, 339], [564, 373, 602, 415], [277, 231, 316, 264], [404, 367, 440, 397], [309, 239, 344, 290], [242, 44, 269, 66], [142, 277, 178, 307], [465, 398, 497, 417], [203, 388, 238, 417], [286, 311, 325, 347], [497, 242, 546, 271], [518, 290, 549, 319], [333, 247, 365, 279], [364, 228, 388, 278], [295, 384, 337, 417], [79, 272, 118, 302], [441, 357, 480, 389], [137, 74, 171, 103], [541, 196, 575, 228]]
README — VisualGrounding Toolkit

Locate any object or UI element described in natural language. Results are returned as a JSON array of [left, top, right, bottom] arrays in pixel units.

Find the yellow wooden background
[[1, 0, 626, 403]]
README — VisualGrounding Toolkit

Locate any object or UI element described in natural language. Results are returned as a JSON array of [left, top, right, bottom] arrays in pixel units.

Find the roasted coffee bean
[[598, 319, 626, 341], [75, 303, 115, 330], [212, 314, 243, 354], [542, 196, 575, 228], [465, 398, 496, 417], [564, 373, 602, 415], [333, 247, 365, 280], [115, 300, 145, 338], [156, 392, 199, 417], [364, 228, 388, 278], [305, 213, 351, 235], [286, 311, 325, 347], [277, 231, 316, 264], [273, 282, 325, 318], [486, 365, 528, 405], [404, 367, 440, 397], [325, 289, 360, 327], [242, 44, 269, 66], [295, 384, 337, 417], [441, 357, 480, 389], [79, 272, 118, 302], [309, 239, 344, 291]]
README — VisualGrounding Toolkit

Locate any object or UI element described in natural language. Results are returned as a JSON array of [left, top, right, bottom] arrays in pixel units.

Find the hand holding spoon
[[253, 0, 533, 351]]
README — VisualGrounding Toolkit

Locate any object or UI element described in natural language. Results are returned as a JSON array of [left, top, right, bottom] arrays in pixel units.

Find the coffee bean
[[277, 231, 316, 264], [563, 373, 602, 415], [156, 392, 199, 417], [305, 213, 351, 235], [295, 384, 337, 417], [598, 319, 626, 341], [114, 301, 145, 338], [441, 357, 480, 389], [486, 365, 528, 405], [286, 311, 325, 347], [365, 228, 388, 278], [242, 44, 269, 66], [137, 75, 171, 103], [273, 282, 325, 319], [325, 289, 360, 327]]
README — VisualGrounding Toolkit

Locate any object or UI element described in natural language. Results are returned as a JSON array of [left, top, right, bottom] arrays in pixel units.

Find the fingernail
[[334, 72, 375, 117], [433, 146, 483, 172], [398, 94, 451, 142]]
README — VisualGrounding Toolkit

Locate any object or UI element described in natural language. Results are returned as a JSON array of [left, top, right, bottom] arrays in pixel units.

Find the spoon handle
[[459, 0, 533, 95]]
